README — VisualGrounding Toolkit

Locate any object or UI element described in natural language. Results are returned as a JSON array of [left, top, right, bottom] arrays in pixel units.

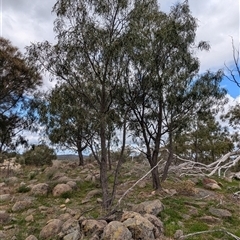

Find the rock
[[0, 231, 6, 239], [67, 181, 77, 189], [31, 183, 49, 196], [39, 219, 63, 239], [0, 185, 10, 194], [233, 172, 240, 180], [0, 210, 10, 223], [209, 207, 232, 218], [102, 221, 132, 240], [122, 211, 155, 239], [59, 218, 81, 239], [25, 235, 38, 240], [81, 219, 107, 237], [25, 214, 34, 222], [52, 183, 72, 197], [63, 231, 81, 240], [0, 194, 11, 202], [12, 200, 32, 212], [82, 189, 102, 203], [174, 229, 183, 239], [57, 176, 72, 183], [144, 213, 164, 237], [199, 215, 222, 224], [202, 178, 221, 190], [7, 176, 19, 184], [132, 199, 164, 216]]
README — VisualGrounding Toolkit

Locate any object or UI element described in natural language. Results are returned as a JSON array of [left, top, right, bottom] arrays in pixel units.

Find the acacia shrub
[[22, 145, 56, 166]]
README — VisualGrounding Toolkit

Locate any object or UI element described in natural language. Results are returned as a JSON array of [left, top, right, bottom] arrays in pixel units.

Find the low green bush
[[22, 144, 56, 166]]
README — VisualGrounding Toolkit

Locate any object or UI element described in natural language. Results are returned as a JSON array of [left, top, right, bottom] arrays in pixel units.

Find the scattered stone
[[132, 199, 164, 216], [12, 200, 32, 212], [202, 178, 221, 190], [7, 176, 19, 184], [56, 176, 72, 183], [58, 218, 81, 239], [209, 207, 232, 218], [67, 181, 77, 189], [52, 183, 72, 197], [81, 219, 107, 237], [25, 235, 38, 240], [0, 193, 11, 202], [102, 221, 132, 240], [144, 213, 164, 237], [0, 231, 6, 239], [0, 210, 10, 223], [82, 189, 102, 203], [65, 198, 70, 204], [31, 183, 49, 196], [233, 172, 240, 180], [25, 214, 34, 222], [199, 215, 222, 224], [174, 229, 184, 239], [39, 219, 63, 239], [122, 211, 155, 239]]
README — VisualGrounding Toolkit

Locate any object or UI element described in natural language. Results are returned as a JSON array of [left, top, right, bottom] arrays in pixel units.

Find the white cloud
[[1, 0, 239, 152]]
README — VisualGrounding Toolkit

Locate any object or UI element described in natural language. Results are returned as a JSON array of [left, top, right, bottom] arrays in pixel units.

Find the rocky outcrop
[[52, 183, 72, 197], [12, 200, 32, 212], [132, 199, 164, 215], [31, 183, 49, 196], [202, 178, 222, 190], [233, 172, 240, 180], [39, 219, 63, 239], [102, 221, 132, 240], [209, 207, 232, 218]]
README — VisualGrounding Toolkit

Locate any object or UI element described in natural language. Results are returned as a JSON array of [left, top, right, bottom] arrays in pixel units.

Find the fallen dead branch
[[162, 149, 240, 178]]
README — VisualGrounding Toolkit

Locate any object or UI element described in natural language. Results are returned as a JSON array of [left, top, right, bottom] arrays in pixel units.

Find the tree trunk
[[149, 151, 162, 190], [110, 109, 129, 207], [100, 124, 110, 210], [78, 151, 84, 166], [77, 140, 86, 166], [162, 130, 173, 182], [151, 166, 161, 189], [107, 139, 112, 170]]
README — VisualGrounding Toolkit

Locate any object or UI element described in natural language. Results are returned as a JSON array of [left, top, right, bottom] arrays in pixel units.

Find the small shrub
[[17, 185, 31, 193], [22, 145, 56, 166], [60, 191, 72, 199], [28, 171, 38, 180]]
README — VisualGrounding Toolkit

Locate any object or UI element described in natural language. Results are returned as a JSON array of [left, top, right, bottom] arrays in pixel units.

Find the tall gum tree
[[35, 83, 92, 166], [27, 0, 133, 210], [122, 1, 226, 188]]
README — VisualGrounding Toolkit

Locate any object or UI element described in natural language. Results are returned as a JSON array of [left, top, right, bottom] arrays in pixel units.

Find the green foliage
[[60, 191, 72, 199], [187, 222, 209, 233], [174, 110, 234, 164], [22, 145, 56, 166], [0, 37, 42, 153], [17, 185, 31, 193]]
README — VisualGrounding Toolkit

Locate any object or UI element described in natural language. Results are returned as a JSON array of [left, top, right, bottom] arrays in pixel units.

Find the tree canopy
[[0, 37, 42, 152]]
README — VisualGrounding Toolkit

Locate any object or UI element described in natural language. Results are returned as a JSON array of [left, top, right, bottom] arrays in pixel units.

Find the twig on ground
[[117, 158, 163, 206], [179, 229, 240, 240]]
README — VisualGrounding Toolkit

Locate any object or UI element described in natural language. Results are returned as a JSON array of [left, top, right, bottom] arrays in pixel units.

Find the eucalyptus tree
[[174, 110, 234, 164], [27, 0, 133, 209], [36, 83, 93, 166], [0, 37, 42, 152], [122, 1, 226, 187]]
